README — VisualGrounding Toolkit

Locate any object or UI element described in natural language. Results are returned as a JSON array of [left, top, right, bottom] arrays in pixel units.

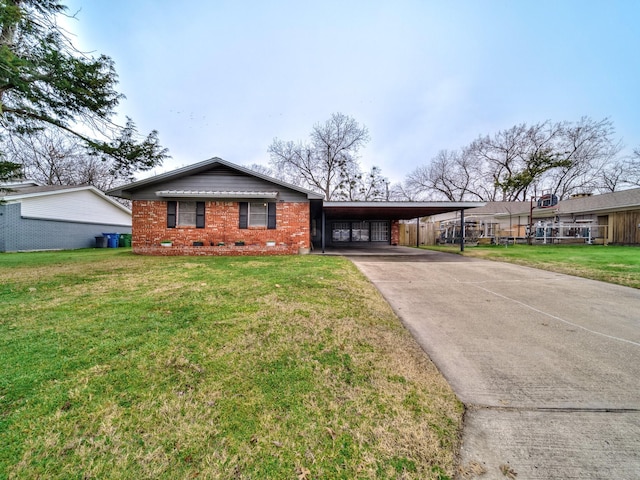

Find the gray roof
[[467, 201, 531, 216], [2, 184, 89, 196], [106, 157, 324, 200], [429, 189, 640, 221], [529, 188, 640, 218], [555, 188, 640, 214]]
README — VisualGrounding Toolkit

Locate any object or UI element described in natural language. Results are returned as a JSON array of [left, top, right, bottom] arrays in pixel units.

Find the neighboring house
[[429, 201, 531, 244], [0, 182, 132, 252], [530, 188, 640, 245], [107, 158, 482, 256], [427, 188, 640, 245]]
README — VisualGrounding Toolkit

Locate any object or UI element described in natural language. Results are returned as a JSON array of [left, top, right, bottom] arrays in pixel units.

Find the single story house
[[0, 182, 132, 252], [530, 188, 640, 245], [107, 158, 482, 256], [426, 188, 640, 245]]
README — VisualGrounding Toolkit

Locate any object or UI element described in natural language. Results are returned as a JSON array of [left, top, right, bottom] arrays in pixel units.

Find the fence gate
[[398, 222, 437, 246]]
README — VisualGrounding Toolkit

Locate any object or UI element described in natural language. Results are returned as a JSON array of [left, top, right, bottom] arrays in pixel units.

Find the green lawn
[[425, 244, 640, 288], [0, 249, 461, 479]]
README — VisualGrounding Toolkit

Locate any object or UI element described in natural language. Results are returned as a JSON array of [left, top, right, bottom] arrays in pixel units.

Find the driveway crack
[[465, 403, 640, 414]]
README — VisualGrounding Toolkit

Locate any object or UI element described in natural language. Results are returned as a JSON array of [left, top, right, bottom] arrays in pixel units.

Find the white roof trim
[[2, 185, 92, 199], [155, 190, 279, 199], [1, 185, 131, 214]]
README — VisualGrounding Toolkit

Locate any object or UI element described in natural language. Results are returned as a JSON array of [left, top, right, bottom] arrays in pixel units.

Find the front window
[[249, 202, 267, 227], [178, 201, 197, 226]]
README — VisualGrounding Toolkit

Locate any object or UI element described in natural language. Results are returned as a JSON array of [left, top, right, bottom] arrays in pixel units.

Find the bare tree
[[628, 149, 640, 187], [407, 117, 625, 202], [3, 128, 132, 190], [268, 113, 372, 200], [600, 160, 628, 192], [405, 149, 485, 201], [247, 163, 276, 178], [468, 123, 531, 201], [341, 165, 389, 201], [387, 181, 417, 201], [541, 117, 622, 198], [469, 121, 568, 201], [361, 166, 390, 201], [604, 150, 640, 189]]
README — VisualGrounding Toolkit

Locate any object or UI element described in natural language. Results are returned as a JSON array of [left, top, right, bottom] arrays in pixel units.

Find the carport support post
[[460, 208, 465, 252], [416, 217, 420, 248], [321, 211, 326, 254]]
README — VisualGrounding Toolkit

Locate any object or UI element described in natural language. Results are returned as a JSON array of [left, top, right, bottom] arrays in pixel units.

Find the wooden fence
[[610, 210, 640, 245], [398, 222, 439, 246]]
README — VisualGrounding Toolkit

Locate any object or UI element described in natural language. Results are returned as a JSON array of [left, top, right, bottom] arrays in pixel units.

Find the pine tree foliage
[[0, 0, 168, 182]]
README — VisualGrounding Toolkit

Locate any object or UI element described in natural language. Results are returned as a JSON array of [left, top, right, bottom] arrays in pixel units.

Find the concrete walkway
[[341, 247, 640, 479]]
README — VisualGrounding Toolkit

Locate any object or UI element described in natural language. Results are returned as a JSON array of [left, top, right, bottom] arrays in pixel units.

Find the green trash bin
[[119, 233, 132, 247]]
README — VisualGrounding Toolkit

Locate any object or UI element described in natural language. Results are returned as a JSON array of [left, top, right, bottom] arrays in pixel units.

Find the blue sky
[[63, 0, 640, 184]]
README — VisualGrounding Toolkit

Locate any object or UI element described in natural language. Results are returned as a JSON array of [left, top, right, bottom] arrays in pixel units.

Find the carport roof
[[322, 201, 485, 220]]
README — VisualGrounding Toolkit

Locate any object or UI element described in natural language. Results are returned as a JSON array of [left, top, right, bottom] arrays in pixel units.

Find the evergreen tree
[[0, 0, 168, 183]]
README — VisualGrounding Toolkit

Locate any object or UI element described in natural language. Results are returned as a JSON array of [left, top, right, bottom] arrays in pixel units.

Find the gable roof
[[1, 184, 131, 215], [106, 157, 324, 200]]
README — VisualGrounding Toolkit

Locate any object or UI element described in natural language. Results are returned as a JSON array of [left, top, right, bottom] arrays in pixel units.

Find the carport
[[314, 201, 484, 253]]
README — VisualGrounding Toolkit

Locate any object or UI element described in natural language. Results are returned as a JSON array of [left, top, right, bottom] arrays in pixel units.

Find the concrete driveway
[[342, 247, 640, 479]]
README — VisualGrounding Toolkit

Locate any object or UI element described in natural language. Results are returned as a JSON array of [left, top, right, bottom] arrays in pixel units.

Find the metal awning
[[155, 190, 278, 199]]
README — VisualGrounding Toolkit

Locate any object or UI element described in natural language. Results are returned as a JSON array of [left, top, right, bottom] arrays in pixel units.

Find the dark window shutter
[[167, 201, 177, 228], [196, 202, 205, 228], [267, 202, 276, 229], [239, 202, 248, 229]]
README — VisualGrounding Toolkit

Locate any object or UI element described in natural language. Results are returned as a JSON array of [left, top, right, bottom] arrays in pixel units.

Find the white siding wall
[[19, 189, 131, 226]]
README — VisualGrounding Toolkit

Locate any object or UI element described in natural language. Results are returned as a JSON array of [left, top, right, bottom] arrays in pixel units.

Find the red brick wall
[[390, 220, 400, 245], [132, 200, 311, 256]]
